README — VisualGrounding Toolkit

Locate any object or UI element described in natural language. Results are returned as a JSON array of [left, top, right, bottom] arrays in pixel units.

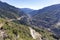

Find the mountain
[[0, 1, 60, 40], [31, 4, 60, 36], [20, 8, 34, 15], [29, 10, 38, 16], [0, 1, 27, 19]]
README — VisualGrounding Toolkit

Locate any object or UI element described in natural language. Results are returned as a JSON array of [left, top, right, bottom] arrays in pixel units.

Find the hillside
[[0, 18, 57, 40], [0, 18, 34, 40], [31, 4, 60, 36], [0, 1, 26, 19]]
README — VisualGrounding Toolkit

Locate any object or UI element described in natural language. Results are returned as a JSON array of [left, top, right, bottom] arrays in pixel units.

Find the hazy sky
[[0, 0, 60, 10]]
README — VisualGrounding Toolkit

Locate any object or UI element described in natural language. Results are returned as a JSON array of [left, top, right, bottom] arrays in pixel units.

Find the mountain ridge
[[30, 4, 60, 37]]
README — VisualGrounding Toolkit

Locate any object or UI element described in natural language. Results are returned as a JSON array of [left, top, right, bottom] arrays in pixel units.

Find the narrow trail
[[29, 27, 42, 40], [7, 16, 25, 22]]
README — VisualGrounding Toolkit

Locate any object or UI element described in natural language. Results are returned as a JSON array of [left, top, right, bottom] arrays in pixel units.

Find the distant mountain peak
[[20, 8, 34, 14]]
